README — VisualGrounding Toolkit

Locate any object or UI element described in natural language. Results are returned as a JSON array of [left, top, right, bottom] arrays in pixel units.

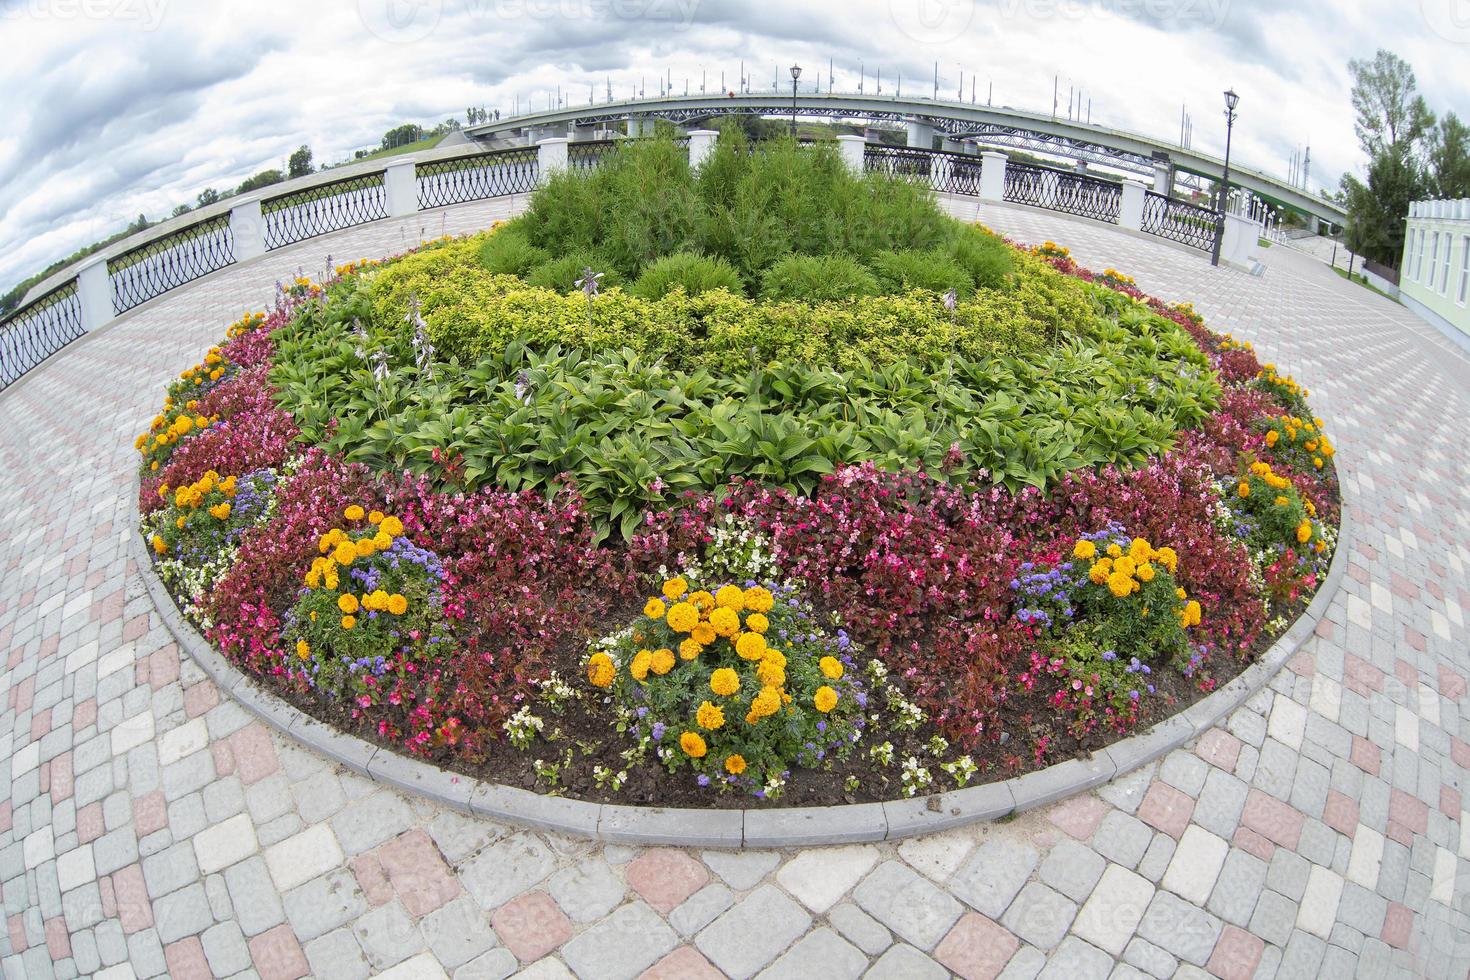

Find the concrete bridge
[[465, 91, 1345, 229]]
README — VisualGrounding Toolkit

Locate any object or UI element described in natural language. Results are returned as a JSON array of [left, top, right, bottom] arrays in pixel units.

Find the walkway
[[0, 195, 1467, 980]]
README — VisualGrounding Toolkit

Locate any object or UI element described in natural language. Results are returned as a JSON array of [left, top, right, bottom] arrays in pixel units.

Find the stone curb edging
[[131, 473, 1353, 849]]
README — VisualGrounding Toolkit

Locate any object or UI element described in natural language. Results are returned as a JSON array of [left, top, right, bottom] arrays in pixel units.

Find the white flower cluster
[[676, 514, 784, 586], [900, 756, 934, 797], [503, 706, 545, 749]]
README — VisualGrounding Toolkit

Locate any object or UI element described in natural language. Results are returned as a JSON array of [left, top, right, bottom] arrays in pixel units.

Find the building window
[[1428, 232, 1439, 287], [1460, 235, 1469, 305], [1416, 228, 1428, 281], [1442, 231, 1454, 294]]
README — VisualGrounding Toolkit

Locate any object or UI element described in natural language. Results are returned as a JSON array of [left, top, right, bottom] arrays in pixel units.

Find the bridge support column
[[905, 119, 935, 149], [941, 137, 964, 154], [76, 256, 113, 333], [836, 135, 866, 173], [687, 130, 719, 170], [537, 137, 569, 182], [1119, 180, 1146, 231], [980, 152, 1007, 202], [1152, 161, 1173, 196], [626, 116, 650, 138], [384, 161, 419, 218], [1307, 214, 1321, 236], [570, 123, 599, 142], [229, 197, 266, 262]]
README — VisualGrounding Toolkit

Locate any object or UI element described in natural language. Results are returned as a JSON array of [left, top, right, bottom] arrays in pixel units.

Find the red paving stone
[[228, 723, 280, 784], [112, 864, 154, 934], [934, 913, 1020, 980], [249, 924, 311, 980], [641, 946, 726, 979], [1046, 794, 1108, 840], [1240, 790, 1305, 849], [1195, 728, 1242, 772], [350, 853, 395, 907], [1439, 665, 1467, 701], [164, 937, 213, 980], [1382, 903, 1414, 949], [1322, 791, 1359, 837], [1207, 924, 1265, 980], [133, 790, 168, 836], [1352, 736, 1383, 775], [490, 890, 572, 962], [373, 829, 461, 917], [184, 680, 220, 718], [624, 849, 710, 914], [1137, 781, 1196, 839], [1389, 789, 1429, 835], [43, 917, 71, 961], [75, 802, 104, 844]]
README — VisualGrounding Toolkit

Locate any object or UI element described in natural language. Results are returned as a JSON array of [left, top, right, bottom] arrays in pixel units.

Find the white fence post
[[384, 161, 418, 218], [76, 257, 113, 333], [687, 130, 719, 170], [537, 137, 569, 183], [835, 135, 866, 173], [1119, 180, 1146, 231], [229, 197, 266, 261], [980, 152, 1007, 202]]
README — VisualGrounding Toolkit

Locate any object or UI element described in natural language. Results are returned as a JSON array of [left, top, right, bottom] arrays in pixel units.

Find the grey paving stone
[[152, 881, 212, 943], [949, 839, 1039, 918], [420, 895, 494, 969], [456, 947, 519, 980], [126, 928, 168, 978], [702, 849, 781, 891], [669, 883, 734, 937], [563, 900, 677, 980], [1122, 936, 1177, 979], [291, 771, 348, 825], [93, 919, 128, 966], [1136, 890, 1222, 967], [93, 827, 139, 876], [829, 901, 892, 956], [141, 840, 199, 899], [547, 857, 626, 923], [459, 833, 555, 910], [1000, 881, 1077, 950], [1137, 833, 1175, 883], [863, 943, 948, 980], [353, 899, 423, 970], [1160, 751, 1209, 797], [61, 880, 103, 932], [1191, 768, 1249, 839], [852, 860, 962, 951], [1037, 936, 1113, 980], [425, 809, 500, 865], [1205, 849, 1268, 927], [70, 928, 100, 975], [1276, 928, 1327, 980], [201, 920, 252, 976], [1267, 847, 1312, 902], [1039, 838, 1106, 903], [329, 790, 415, 855], [693, 887, 811, 975], [757, 927, 867, 980], [996, 944, 1046, 980], [223, 855, 285, 937], [304, 927, 372, 980], [283, 867, 367, 942]]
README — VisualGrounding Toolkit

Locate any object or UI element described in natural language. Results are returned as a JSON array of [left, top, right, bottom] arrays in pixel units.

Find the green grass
[[1257, 237, 1272, 248], [1331, 265, 1400, 304], [337, 133, 447, 166]]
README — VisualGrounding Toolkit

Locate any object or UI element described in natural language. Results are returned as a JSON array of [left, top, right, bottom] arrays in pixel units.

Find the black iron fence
[[1003, 161, 1122, 224], [417, 147, 539, 209], [0, 283, 86, 391], [862, 144, 985, 197], [262, 173, 388, 250], [1140, 192, 1218, 252], [110, 214, 236, 313]]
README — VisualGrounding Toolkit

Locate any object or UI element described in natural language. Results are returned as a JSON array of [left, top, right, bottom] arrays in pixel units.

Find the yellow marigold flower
[[650, 648, 675, 676], [1266, 430, 1279, 447], [380, 516, 404, 537], [1114, 556, 1136, 578], [305, 568, 322, 589], [1072, 539, 1096, 560], [643, 597, 667, 620], [756, 661, 786, 687], [586, 651, 615, 688], [332, 542, 357, 566], [743, 586, 774, 613], [1128, 538, 1152, 561], [296, 639, 310, 660], [630, 649, 653, 682], [679, 638, 703, 661], [209, 502, 231, 521], [340, 615, 357, 630], [151, 535, 168, 554], [724, 754, 747, 775], [344, 505, 365, 521], [324, 572, 339, 590], [819, 656, 844, 680], [355, 538, 376, 559], [368, 510, 385, 525], [1313, 457, 1324, 469], [1237, 482, 1250, 498], [752, 685, 782, 719], [157, 484, 170, 499], [813, 686, 838, 713], [691, 623, 716, 645], [689, 590, 715, 614], [1106, 542, 1123, 558], [1089, 561, 1111, 586], [1274, 495, 1289, 507], [735, 632, 768, 661], [1176, 587, 1188, 600], [176, 516, 186, 529], [662, 577, 688, 601], [710, 668, 740, 697], [1155, 547, 1179, 574], [1136, 562, 1156, 583], [709, 607, 740, 638], [387, 594, 408, 616], [679, 731, 707, 758], [665, 602, 699, 633], [1107, 571, 1133, 599], [338, 594, 360, 614], [744, 612, 769, 634], [373, 531, 392, 550], [715, 585, 745, 612], [1184, 600, 1202, 627], [696, 701, 725, 730], [1296, 521, 1312, 544]]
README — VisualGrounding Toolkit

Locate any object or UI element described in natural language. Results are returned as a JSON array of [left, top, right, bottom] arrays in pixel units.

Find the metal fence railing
[[262, 173, 389, 250], [1003, 161, 1122, 224], [417, 146, 540, 209], [0, 284, 85, 391], [1140, 191, 1219, 252], [110, 213, 236, 313]]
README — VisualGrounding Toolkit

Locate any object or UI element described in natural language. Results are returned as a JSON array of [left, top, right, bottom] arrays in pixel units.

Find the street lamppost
[[1210, 88, 1240, 267], [789, 64, 802, 138]]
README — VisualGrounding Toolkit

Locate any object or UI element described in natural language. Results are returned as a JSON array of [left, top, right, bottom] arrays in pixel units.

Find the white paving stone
[[264, 822, 344, 892], [194, 812, 259, 874], [776, 845, 879, 913], [1160, 827, 1229, 906], [1295, 865, 1344, 939], [158, 718, 210, 766], [1072, 864, 1155, 956]]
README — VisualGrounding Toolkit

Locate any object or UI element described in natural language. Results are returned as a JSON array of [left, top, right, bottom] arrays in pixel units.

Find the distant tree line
[[1339, 50, 1469, 268]]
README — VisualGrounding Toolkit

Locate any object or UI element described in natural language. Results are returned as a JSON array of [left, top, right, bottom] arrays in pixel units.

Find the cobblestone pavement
[[2, 195, 1468, 980]]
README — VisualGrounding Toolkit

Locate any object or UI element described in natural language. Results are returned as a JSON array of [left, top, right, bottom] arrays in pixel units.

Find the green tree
[[237, 169, 285, 194], [288, 144, 314, 178], [380, 124, 424, 150], [1348, 50, 1435, 156], [1429, 113, 1470, 199], [196, 187, 221, 207]]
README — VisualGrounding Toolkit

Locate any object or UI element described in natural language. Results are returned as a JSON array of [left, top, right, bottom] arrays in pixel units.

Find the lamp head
[[1223, 88, 1239, 112], [790, 64, 803, 82]]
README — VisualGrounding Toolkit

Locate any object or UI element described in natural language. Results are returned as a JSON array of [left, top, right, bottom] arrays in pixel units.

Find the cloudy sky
[[3, 0, 1467, 297]]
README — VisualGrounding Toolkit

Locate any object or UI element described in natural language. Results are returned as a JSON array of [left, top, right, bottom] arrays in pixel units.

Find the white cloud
[[2, 0, 1466, 296]]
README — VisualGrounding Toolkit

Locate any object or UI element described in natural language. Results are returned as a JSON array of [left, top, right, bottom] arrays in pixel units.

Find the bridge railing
[[1, 135, 1229, 394]]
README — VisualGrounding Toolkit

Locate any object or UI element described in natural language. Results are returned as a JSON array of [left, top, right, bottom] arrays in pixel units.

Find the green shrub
[[525, 252, 624, 293], [477, 224, 547, 276], [942, 225, 1015, 291], [630, 252, 745, 300], [759, 255, 881, 303], [868, 249, 976, 297]]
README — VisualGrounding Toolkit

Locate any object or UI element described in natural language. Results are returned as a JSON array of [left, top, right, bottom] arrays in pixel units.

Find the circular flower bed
[[136, 136, 1340, 807]]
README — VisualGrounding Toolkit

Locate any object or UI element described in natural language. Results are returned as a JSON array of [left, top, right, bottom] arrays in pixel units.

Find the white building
[[1400, 198, 1470, 344]]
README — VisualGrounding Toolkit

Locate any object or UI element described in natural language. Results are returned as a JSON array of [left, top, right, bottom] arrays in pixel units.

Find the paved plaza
[[1, 196, 1468, 979]]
